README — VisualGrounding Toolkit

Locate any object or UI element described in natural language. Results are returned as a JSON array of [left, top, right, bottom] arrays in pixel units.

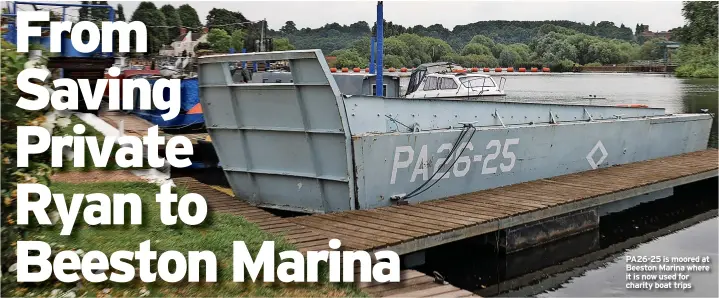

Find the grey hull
[[198, 50, 712, 213]]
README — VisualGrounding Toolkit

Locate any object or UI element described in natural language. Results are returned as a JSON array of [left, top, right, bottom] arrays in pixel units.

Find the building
[[159, 27, 209, 57], [638, 25, 671, 41]]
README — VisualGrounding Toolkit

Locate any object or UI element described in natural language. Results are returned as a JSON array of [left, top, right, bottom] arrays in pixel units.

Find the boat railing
[[498, 76, 507, 92]]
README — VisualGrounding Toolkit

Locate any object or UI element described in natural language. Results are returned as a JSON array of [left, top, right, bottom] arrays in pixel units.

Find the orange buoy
[[494, 67, 502, 72], [353, 67, 361, 72], [388, 67, 396, 72], [400, 67, 408, 72], [330, 67, 337, 73], [471, 67, 479, 72], [365, 67, 370, 72], [531, 67, 538, 72], [519, 67, 526, 72], [542, 67, 550, 72], [507, 67, 514, 72], [483, 67, 490, 72], [341, 67, 349, 72]]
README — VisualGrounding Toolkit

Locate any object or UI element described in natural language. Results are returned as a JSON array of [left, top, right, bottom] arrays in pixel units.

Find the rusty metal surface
[[289, 149, 718, 254]]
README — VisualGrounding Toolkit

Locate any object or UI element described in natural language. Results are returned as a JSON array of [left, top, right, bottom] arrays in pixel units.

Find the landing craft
[[197, 50, 712, 213]]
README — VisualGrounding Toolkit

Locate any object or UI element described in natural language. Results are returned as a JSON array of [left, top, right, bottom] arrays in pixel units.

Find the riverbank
[[576, 65, 677, 73], [10, 180, 361, 298]]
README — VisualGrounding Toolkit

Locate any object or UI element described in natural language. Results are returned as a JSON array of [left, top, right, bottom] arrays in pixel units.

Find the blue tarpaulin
[[131, 78, 204, 128]]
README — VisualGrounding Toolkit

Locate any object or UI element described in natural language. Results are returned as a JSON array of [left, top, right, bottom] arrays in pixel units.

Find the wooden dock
[[174, 177, 476, 297], [287, 149, 718, 255]]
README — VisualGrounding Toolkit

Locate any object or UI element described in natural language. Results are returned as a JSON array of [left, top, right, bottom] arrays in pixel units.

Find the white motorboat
[[405, 62, 506, 99]]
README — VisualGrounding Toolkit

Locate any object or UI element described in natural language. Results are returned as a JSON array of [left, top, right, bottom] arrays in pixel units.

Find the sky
[[42, 1, 687, 32]]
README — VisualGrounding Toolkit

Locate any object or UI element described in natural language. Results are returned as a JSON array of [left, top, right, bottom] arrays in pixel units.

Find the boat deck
[[285, 149, 717, 255]]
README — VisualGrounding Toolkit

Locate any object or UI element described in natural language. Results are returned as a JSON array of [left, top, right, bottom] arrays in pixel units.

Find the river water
[[411, 73, 719, 297]]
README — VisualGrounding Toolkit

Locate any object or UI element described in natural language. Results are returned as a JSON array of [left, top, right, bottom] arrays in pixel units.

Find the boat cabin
[[405, 73, 506, 99]]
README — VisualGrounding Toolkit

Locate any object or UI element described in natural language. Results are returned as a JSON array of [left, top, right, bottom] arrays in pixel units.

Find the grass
[[56, 115, 149, 171], [16, 182, 362, 297]]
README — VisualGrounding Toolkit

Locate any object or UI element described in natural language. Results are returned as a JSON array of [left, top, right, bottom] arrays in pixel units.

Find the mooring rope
[[402, 124, 477, 200]]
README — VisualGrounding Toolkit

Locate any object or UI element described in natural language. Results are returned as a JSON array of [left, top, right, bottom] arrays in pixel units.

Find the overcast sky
[[101, 1, 685, 32]]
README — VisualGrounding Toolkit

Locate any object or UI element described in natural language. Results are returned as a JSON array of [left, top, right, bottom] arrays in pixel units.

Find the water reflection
[[416, 178, 718, 297]]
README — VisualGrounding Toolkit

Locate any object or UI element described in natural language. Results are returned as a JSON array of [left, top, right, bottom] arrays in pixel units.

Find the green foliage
[[383, 54, 405, 68], [280, 21, 298, 33], [12, 182, 362, 297], [130, 2, 169, 55], [461, 43, 492, 56], [177, 4, 203, 29], [115, 3, 125, 21], [461, 54, 499, 67], [675, 42, 718, 78], [673, 2, 718, 78], [639, 38, 665, 60], [206, 8, 250, 34], [677, 2, 718, 45], [1, 39, 55, 295], [330, 49, 366, 68], [273, 38, 295, 51], [498, 48, 519, 67], [468, 35, 501, 56], [422, 37, 454, 62], [383, 37, 409, 59], [584, 62, 603, 67], [350, 36, 371, 59], [549, 59, 576, 72], [207, 28, 232, 53], [160, 5, 182, 42], [230, 30, 247, 51]]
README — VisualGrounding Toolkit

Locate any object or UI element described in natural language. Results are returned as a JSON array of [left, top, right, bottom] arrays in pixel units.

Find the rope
[[402, 124, 477, 200], [384, 114, 413, 131]]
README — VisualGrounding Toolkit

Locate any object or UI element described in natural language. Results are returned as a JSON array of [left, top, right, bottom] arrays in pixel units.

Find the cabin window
[[371, 84, 388, 96], [460, 77, 496, 88], [440, 78, 458, 90], [423, 77, 438, 90]]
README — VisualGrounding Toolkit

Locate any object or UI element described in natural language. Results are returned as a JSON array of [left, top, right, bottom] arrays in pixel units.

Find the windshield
[[460, 77, 495, 88]]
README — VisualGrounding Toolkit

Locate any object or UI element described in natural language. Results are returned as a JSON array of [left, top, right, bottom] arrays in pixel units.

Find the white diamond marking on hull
[[587, 140, 608, 169]]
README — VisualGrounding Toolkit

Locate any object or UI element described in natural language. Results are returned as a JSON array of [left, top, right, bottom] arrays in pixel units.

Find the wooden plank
[[424, 200, 517, 218], [409, 203, 496, 222], [449, 194, 541, 212], [433, 289, 476, 297], [346, 212, 442, 234], [367, 209, 462, 230], [358, 270, 427, 289], [392, 205, 478, 225], [293, 216, 408, 243], [386, 284, 460, 297], [288, 218, 388, 249], [319, 214, 426, 238], [363, 276, 435, 294], [488, 187, 567, 205], [378, 281, 448, 297]]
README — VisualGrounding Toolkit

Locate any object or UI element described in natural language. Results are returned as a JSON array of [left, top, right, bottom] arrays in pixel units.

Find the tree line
[[90, 2, 716, 77], [672, 1, 717, 78]]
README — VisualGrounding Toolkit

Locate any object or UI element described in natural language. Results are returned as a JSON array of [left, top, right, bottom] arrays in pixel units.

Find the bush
[[674, 41, 718, 78], [584, 62, 602, 67], [549, 59, 576, 72], [1, 37, 55, 294]]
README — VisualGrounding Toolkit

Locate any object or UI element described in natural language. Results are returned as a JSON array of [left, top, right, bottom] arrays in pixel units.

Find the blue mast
[[370, 36, 376, 74], [375, 1, 384, 96]]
